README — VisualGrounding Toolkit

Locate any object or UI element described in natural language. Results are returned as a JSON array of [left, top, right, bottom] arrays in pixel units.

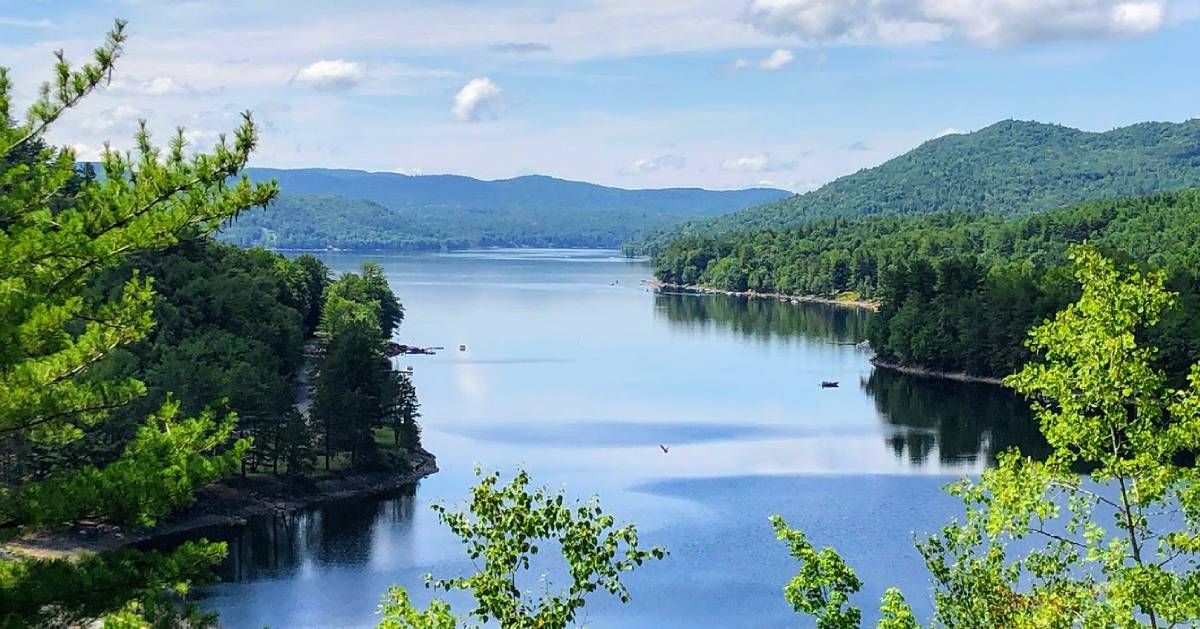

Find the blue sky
[[2, 0, 1199, 191]]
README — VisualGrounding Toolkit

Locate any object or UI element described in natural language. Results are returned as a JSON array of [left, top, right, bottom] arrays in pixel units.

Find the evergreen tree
[[390, 372, 421, 449], [294, 254, 332, 334], [311, 263, 415, 470], [0, 20, 277, 626], [313, 294, 386, 468]]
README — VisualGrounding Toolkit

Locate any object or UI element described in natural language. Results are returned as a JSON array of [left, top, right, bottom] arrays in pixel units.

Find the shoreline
[[254, 245, 631, 255], [643, 279, 879, 311], [2, 448, 438, 560], [645, 279, 1007, 386], [869, 357, 1005, 386]]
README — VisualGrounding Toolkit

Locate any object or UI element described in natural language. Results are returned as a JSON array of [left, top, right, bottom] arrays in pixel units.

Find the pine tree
[[391, 372, 421, 449], [0, 20, 277, 626], [313, 290, 387, 469]]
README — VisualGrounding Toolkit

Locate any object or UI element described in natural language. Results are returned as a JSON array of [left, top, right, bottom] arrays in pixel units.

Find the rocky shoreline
[[643, 279, 879, 311], [869, 357, 1005, 385], [3, 448, 438, 560]]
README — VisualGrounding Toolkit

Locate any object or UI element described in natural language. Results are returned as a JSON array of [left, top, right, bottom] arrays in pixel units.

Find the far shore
[[643, 279, 880, 311], [2, 449, 438, 561], [644, 279, 1012, 386]]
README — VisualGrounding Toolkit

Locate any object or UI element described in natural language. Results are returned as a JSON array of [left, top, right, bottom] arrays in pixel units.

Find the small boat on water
[[459, 344, 467, 351], [820, 381, 840, 388], [387, 343, 436, 356]]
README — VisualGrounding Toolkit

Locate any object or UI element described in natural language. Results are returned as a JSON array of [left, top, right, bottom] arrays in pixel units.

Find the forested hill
[[653, 189, 1200, 380], [218, 168, 789, 250], [625, 118, 1200, 255]]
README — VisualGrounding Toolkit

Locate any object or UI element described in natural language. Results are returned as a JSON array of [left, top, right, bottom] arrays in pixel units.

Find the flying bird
[[659, 444, 669, 454]]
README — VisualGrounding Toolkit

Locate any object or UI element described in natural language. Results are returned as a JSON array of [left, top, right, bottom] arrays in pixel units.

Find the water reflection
[[653, 292, 871, 344], [863, 369, 1050, 466], [655, 290, 1048, 468], [217, 487, 416, 582], [194, 251, 1057, 627]]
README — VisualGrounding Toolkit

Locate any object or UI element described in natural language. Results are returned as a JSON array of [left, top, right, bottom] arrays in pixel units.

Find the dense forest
[[218, 169, 789, 251], [220, 195, 468, 251], [5, 223, 424, 488], [626, 119, 1200, 255], [61, 239, 320, 480], [0, 27, 425, 626], [311, 261, 422, 470], [653, 190, 1200, 379], [59, 240, 425, 479]]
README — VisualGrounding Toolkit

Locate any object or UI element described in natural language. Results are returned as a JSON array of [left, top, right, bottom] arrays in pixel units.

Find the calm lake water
[[196, 249, 1042, 628]]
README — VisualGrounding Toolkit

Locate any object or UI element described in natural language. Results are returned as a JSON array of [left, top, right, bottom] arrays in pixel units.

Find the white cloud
[[78, 105, 146, 134], [182, 127, 220, 149], [934, 127, 963, 138], [139, 77, 189, 96], [750, 178, 822, 192], [620, 153, 688, 175], [719, 152, 798, 172], [760, 48, 796, 70], [292, 59, 366, 90], [743, 0, 1170, 47], [732, 48, 796, 71], [109, 76, 193, 96], [452, 77, 502, 122], [70, 143, 105, 162], [791, 179, 823, 193], [1113, 1, 1168, 33]]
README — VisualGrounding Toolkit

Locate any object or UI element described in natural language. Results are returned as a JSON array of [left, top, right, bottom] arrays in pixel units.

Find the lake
[[197, 249, 1042, 628]]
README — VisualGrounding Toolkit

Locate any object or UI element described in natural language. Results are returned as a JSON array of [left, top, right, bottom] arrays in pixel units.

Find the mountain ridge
[[624, 118, 1200, 255], [220, 168, 791, 251]]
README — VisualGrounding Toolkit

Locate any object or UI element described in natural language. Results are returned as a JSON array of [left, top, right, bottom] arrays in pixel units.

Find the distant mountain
[[218, 169, 789, 251], [625, 119, 1200, 254]]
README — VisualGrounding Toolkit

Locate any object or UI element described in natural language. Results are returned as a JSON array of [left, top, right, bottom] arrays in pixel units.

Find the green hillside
[[219, 195, 466, 251], [654, 189, 1200, 379], [218, 170, 789, 251], [626, 119, 1200, 255]]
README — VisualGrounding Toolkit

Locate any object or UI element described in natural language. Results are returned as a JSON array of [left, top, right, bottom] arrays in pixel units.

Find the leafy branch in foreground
[[772, 245, 1200, 628], [0, 540, 226, 629], [3, 401, 247, 528], [771, 515, 919, 629], [378, 469, 666, 629]]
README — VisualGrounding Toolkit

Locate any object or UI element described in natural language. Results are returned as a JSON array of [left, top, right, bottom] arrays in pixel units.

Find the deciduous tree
[[378, 469, 665, 629], [775, 246, 1200, 628]]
